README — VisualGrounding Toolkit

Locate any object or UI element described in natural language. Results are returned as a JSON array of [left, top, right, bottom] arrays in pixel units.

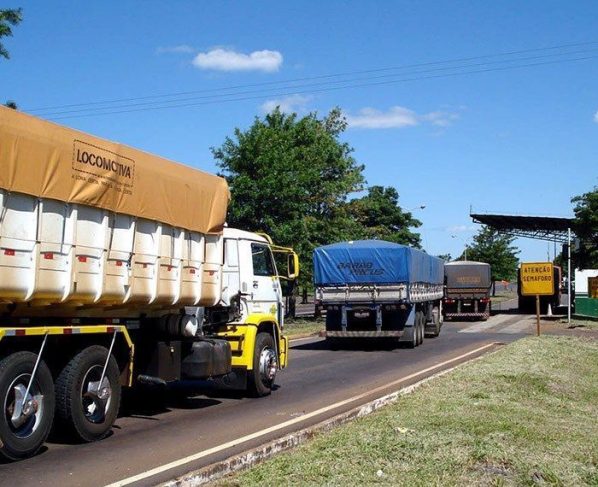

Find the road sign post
[[520, 262, 555, 337]]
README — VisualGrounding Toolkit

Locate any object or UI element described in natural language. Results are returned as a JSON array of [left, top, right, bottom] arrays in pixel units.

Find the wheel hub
[[258, 348, 278, 383], [5, 376, 43, 436], [83, 371, 112, 423]]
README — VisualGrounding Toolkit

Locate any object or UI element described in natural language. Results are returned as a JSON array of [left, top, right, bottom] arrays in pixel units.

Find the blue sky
[[2, 1, 597, 263]]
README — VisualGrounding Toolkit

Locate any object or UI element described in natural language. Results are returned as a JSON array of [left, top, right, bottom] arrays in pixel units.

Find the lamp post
[[451, 234, 470, 261]]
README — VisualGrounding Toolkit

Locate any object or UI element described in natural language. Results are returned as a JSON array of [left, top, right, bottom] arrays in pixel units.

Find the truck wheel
[[248, 333, 277, 397], [55, 346, 121, 443], [427, 307, 441, 338], [417, 311, 425, 345], [0, 352, 55, 460]]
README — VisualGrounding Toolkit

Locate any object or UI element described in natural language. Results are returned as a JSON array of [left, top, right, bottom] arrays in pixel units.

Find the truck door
[[248, 242, 282, 318]]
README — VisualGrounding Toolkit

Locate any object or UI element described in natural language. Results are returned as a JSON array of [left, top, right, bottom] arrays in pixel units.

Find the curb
[[161, 343, 502, 487]]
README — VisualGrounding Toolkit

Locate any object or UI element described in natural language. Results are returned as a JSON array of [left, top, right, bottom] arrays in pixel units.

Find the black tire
[[55, 346, 121, 443], [427, 307, 441, 337], [247, 333, 277, 398], [417, 311, 425, 345], [403, 312, 419, 349], [0, 352, 55, 460]]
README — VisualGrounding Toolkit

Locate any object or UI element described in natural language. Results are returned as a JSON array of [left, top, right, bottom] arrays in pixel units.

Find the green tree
[[571, 186, 598, 268], [213, 107, 365, 286], [2, 8, 23, 108], [464, 225, 520, 295], [348, 185, 421, 247], [0, 8, 22, 60], [437, 253, 452, 262]]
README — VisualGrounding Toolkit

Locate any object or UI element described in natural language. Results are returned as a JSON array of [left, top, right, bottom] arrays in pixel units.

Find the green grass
[[563, 317, 598, 330], [491, 291, 518, 303], [222, 336, 598, 486], [284, 317, 325, 338]]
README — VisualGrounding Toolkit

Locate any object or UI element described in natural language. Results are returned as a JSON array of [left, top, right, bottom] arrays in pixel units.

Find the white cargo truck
[[0, 107, 298, 460]]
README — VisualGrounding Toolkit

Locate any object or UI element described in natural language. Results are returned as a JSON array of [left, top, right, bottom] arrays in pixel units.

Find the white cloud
[[422, 111, 460, 127], [346, 106, 419, 129], [346, 105, 460, 130], [594, 110, 598, 123], [192, 48, 283, 72], [260, 95, 312, 114], [156, 45, 195, 54]]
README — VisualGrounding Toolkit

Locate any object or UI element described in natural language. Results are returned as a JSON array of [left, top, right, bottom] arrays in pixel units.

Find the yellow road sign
[[520, 262, 554, 296], [589, 277, 598, 298]]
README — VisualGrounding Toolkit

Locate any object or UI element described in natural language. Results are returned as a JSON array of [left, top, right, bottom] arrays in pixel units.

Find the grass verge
[[284, 317, 325, 339], [490, 291, 517, 304], [221, 336, 598, 486], [564, 317, 598, 330]]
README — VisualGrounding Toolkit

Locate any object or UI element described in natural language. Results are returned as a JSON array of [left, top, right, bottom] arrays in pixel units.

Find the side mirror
[[287, 253, 299, 280]]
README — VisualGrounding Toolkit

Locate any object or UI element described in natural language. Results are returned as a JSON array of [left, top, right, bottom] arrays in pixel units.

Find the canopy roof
[[470, 213, 573, 243]]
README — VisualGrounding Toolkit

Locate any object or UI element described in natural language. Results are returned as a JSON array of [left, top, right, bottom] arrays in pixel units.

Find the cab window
[[251, 243, 275, 276]]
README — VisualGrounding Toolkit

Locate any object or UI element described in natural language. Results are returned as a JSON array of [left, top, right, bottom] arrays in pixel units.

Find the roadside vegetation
[[490, 290, 517, 304], [284, 317, 325, 339], [222, 336, 598, 486], [565, 317, 598, 331]]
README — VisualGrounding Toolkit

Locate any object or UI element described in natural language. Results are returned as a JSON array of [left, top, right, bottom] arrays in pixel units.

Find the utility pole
[[567, 227, 571, 326]]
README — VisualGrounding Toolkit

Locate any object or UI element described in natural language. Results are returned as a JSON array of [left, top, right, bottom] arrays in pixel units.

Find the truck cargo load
[[443, 261, 492, 321], [314, 240, 444, 287], [0, 107, 230, 312], [314, 240, 444, 345]]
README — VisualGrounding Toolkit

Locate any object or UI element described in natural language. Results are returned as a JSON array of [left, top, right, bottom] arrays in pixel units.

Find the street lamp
[[451, 234, 469, 261]]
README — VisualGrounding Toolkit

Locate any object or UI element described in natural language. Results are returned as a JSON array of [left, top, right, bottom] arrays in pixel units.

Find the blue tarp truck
[[314, 240, 445, 347]]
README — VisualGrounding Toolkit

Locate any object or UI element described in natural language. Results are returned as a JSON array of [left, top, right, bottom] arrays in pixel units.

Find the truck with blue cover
[[314, 240, 444, 346]]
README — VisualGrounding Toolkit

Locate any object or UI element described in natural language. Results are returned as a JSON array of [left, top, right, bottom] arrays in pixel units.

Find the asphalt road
[[0, 302, 532, 487]]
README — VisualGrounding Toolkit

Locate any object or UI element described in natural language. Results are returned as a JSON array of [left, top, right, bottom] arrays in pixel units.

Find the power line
[[27, 40, 598, 114], [38, 47, 598, 118], [47, 54, 598, 121]]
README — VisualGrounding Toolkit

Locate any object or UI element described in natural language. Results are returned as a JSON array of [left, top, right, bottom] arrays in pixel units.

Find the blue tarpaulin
[[313, 240, 444, 286]]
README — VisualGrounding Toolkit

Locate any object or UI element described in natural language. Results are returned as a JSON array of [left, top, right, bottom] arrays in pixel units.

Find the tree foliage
[[0, 8, 22, 60], [213, 107, 421, 285], [464, 226, 520, 287], [348, 186, 421, 247], [571, 186, 598, 268], [437, 253, 452, 262]]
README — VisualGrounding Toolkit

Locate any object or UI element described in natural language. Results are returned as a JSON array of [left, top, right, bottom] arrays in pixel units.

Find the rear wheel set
[[55, 346, 121, 442]]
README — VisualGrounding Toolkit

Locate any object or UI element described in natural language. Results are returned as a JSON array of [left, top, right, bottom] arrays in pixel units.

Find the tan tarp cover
[[0, 107, 229, 234]]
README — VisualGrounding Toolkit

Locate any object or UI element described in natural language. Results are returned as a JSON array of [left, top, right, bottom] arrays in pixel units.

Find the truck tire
[[0, 352, 55, 460], [54, 346, 121, 443], [247, 332, 277, 397], [426, 307, 441, 338], [417, 311, 424, 345]]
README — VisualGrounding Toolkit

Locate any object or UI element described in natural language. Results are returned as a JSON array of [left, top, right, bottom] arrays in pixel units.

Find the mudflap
[[398, 305, 416, 344]]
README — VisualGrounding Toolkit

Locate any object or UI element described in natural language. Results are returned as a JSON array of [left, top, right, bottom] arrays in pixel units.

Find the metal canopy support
[[568, 227, 571, 326]]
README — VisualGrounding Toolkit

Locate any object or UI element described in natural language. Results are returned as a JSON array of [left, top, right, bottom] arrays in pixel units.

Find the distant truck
[[0, 107, 298, 460], [314, 240, 444, 346], [517, 265, 562, 314], [443, 261, 492, 321]]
